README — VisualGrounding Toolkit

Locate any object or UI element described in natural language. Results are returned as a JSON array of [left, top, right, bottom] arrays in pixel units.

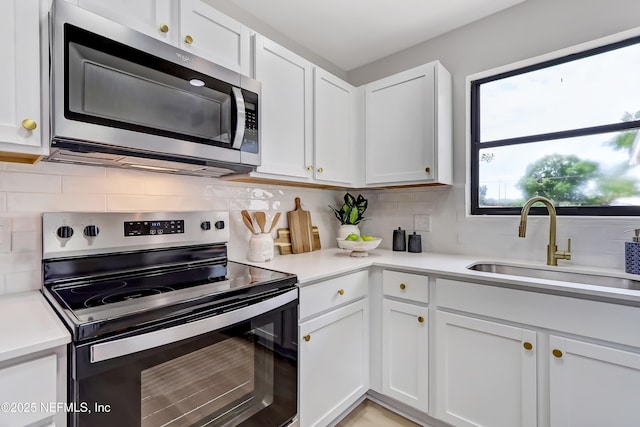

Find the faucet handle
[[567, 238, 571, 253]]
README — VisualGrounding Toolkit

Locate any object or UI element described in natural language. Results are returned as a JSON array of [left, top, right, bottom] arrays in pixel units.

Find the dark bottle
[[408, 232, 422, 253], [393, 227, 406, 251]]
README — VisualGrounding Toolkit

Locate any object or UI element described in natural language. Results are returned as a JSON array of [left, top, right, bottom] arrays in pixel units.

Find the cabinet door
[[382, 299, 428, 412], [549, 335, 640, 426], [299, 299, 369, 427], [179, 0, 250, 75], [0, 0, 43, 155], [255, 35, 313, 179], [313, 68, 355, 185], [436, 311, 537, 427], [365, 63, 435, 185], [76, 0, 175, 43], [0, 354, 57, 426]]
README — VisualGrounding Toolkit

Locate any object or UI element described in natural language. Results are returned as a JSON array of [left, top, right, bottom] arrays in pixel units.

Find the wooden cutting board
[[287, 197, 314, 253], [274, 227, 321, 255]]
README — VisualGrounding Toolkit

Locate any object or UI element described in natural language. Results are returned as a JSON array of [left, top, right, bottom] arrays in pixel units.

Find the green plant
[[329, 193, 368, 225]]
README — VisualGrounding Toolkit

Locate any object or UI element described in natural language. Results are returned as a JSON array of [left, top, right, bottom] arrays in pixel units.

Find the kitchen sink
[[467, 262, 640, 290]]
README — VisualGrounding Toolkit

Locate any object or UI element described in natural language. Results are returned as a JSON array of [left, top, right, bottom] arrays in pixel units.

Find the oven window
[[141, 330, 273, 427], [71, 301, 297, 427]]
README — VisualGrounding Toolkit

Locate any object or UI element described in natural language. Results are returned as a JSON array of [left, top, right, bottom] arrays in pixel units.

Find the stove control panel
[[43, 211, 230, 259]]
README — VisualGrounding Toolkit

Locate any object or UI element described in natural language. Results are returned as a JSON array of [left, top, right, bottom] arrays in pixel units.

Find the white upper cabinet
[[313, 68, 356, 186], [74, 0, 176, 44], [0, 0, 47, 163], [254, 34, 313, 180], [365, 61, 452, 186], [71, 0, 251, 75], [179, 0, 250, 75]]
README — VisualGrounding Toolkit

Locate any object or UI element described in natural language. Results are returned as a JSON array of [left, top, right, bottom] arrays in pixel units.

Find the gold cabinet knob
[[399, 283, 406, 290], [160, 24, 169, 33], [317, 167, 324, 173], [307, 165, 313, 171], [552, 349, 563, 358], [337, 289, 345, 295], [303, 335, 311, 342], [425, 167, 431, 173], [184, 35, 193, 44], [417, 316, 425, 323], [21, 119, 37, 131], [523, 342, 533, 350]]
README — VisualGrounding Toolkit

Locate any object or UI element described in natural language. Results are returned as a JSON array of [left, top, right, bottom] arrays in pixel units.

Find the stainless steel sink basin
[[467, 262, 640, 290]]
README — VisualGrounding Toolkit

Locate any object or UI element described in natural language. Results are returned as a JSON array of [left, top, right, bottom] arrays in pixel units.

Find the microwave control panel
[[241, 100, 259, 153]]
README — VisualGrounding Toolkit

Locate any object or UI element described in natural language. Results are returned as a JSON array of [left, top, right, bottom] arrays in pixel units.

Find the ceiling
[[229, 0, 526, 71]]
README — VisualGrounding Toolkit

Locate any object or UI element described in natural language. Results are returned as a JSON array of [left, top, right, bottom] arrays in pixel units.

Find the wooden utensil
[[254, 211, 267, 233], [287, 197, 314, 253], [241, 210, 257, 234], [268, 212, 282, 233], [274, 227, 321, 255]]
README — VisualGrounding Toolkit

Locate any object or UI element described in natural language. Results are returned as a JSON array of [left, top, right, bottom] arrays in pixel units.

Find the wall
[[0, 161, 341, 295], [348, 0, 640, 271]]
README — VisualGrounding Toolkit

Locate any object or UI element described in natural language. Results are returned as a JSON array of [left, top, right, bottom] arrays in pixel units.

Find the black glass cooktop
[[54, 263, 228, 310]]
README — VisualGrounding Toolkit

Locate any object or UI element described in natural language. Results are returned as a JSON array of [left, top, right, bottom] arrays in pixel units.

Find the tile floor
[[336, 400, 421, 427]]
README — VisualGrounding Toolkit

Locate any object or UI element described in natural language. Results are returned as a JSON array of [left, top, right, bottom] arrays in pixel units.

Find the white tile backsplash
[[0, 161, 341, 295], [0, 160, 636, 296]]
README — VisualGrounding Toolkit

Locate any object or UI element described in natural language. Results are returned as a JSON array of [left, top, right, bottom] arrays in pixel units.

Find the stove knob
[[56, 225, 74, 239], [83, 225, 100, 237], [201, 221, 211, 231], [214, 220, 225, 230]]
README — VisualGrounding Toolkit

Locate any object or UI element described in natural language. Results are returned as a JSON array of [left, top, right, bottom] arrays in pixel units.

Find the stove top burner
[[85, 286, 175, 308]]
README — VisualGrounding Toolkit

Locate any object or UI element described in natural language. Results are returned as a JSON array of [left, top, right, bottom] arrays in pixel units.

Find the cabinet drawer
[[300, 270, 368, 319], [383, 270, 429, 303]]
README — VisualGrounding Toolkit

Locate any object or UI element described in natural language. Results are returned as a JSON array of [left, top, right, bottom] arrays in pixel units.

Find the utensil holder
[[248, 233, 274, 262]]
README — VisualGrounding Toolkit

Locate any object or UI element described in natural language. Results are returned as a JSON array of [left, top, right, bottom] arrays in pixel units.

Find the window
[[470, 34, 640, 215]]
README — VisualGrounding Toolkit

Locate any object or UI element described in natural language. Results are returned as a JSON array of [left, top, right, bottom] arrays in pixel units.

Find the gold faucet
[[518, 196, 571, 266]]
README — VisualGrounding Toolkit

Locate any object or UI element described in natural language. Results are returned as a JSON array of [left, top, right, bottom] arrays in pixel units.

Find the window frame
[[470, 33, 640, 216]]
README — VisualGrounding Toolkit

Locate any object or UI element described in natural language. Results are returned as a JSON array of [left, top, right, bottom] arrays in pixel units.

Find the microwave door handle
[[231, 87, 245, 149]]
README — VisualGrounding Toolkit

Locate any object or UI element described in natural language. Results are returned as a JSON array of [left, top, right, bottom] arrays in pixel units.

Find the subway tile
[[203, 184, 230, 199], [105, 169, 146, 194], [203, 198, 230, 211], [378, 191, 415, 202], [396, 201, 436, 214], [10, 214, 40, 232], [11, 231, 40, 253], [0, 171, 62, 193], [0, 193, 5, 212], [144, 174, 204, 197], [7, 193, 106, 212], [5, 270, 40, 293], [6, 161, 106, 177], [0, 275, 5, 295], [229, 199, 270, 211], [63, 175, 107, 194], [107, 195, 208, 211]]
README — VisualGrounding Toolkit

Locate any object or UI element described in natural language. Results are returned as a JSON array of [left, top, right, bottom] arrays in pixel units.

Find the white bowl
[[336, 237, 382, 256]]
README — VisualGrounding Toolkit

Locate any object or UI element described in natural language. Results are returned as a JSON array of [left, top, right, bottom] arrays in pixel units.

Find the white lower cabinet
[[549, 335, 640, 427], [0, 354, 59, 426], [299, 298, 369, 427], [435, 311, 537, 427], [382, 299, 428, 412]]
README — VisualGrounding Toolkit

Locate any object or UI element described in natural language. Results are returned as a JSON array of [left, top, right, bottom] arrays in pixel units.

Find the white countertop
[[244, 248, 640, 306], [0, 291, 70, 363]]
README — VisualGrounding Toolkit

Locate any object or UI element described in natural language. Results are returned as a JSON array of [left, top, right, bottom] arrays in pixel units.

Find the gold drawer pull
[[160, 24, 169, 33], [523, 342, 533, 350], [425, 167, 431, 173], [317, 167, 324, 173], [417, 316, 425, 323], [21, 119, 37, 131], [184, 35, 193, 44], [307, 165, 313, 171], [303, 335, 311, 342], [552, 349, 563, 358], [337, 289, 345, 296], [399, 283, 406, 290]]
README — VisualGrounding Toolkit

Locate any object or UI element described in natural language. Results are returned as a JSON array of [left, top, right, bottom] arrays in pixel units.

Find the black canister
[[393, 227, 406, 251], [408, 232, 422, 253]]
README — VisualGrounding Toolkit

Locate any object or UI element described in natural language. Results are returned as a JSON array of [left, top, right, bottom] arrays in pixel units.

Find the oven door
[[70, 289, 298, 427]]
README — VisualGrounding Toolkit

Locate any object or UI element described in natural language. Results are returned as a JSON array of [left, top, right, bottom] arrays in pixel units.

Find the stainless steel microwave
[[47, 1, 260, 177]]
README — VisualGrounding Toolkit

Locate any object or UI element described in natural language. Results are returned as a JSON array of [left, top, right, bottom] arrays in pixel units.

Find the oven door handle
[[90, 288, 297, 363]]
